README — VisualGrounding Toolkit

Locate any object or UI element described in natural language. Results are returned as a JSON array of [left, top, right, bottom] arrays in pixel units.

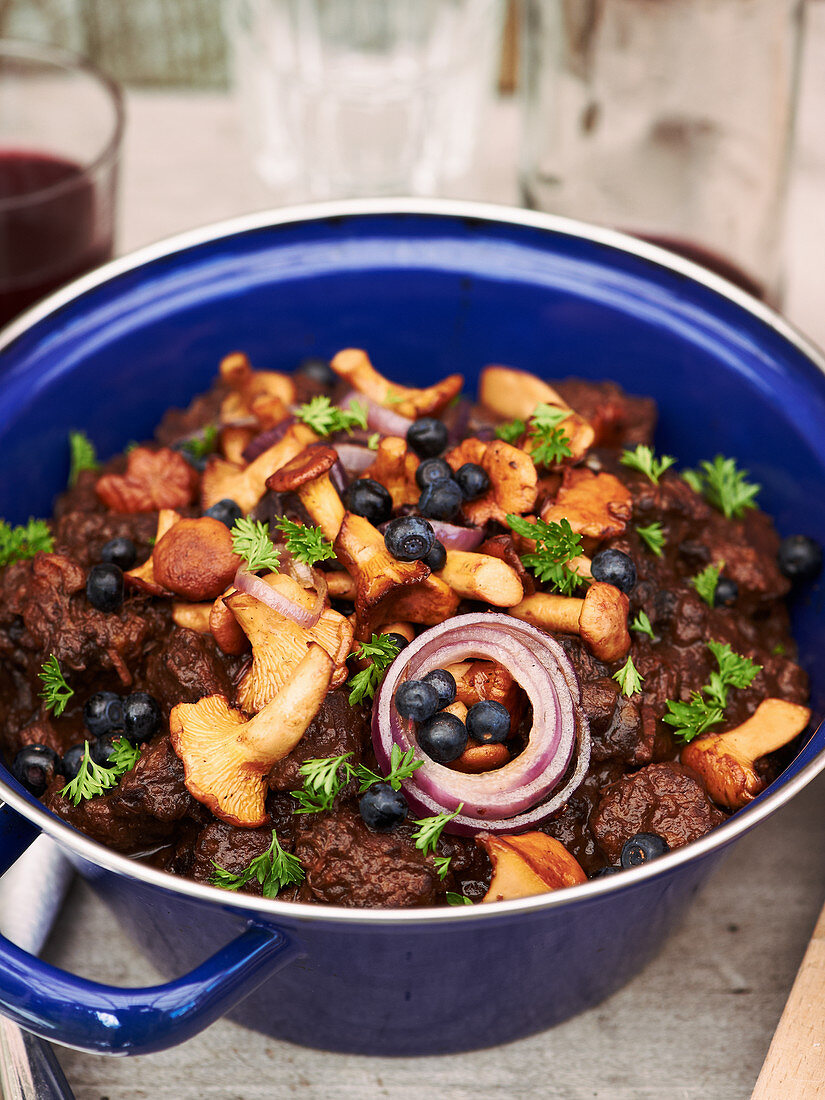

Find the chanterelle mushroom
[[681, 698, 811, 810], [224, 573, 353, 712], [542, 467, 633, 541], [170, 643, 333, 828], [123, 509, 181, 596], [477, 832, 587, 902], [362, 436, 420, 509], [331, 348, 463, 419], [201, 422, 317, 513], [508, 582, 630, 663], [438, 550, 524, 607], [266, 444, 345, 543], [445, 439, 538, 526]]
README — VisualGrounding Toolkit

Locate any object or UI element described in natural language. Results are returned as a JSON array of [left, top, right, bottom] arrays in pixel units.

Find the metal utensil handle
[[0, 803, 300, 1056]]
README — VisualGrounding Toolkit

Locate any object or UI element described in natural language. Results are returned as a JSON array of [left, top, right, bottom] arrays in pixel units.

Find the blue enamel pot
[[0, 200, 823, 1057]]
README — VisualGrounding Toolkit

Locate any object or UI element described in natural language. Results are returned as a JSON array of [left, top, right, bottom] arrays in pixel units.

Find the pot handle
[[0, 803, 301, 1055]]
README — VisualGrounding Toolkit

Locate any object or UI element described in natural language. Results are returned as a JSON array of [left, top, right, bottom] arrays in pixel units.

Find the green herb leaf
[[691, 455, 761, 519], [354, 744, 424, 793], [636, 521, 666, 557], [630, 610, 656, 641], [107, 737, 142, 776], [613, 655, 644, 697], [506, 513, 584, 596], [367, 432, 381, 451], [434, 855, 452, 881], [619, 444, 676, 486], [60, 742, 119, 805], [179, 424, 218, 461], [0, 518, 54, 568], [527, 404, 573, 467], [411, 803, 463, 855], [231, 517, 281, 573], [38, 655, 74, 716], [494, 418, 526, 444], [446, 892, 473, 906], [347, 634, 402, 705], [692, 562, 723, 608], [274, 517, 336, 567], [291, 753, 354, 814], [663, 640, 762, 742], [772, 642, 786, 657], [210, 829, 304, 898], [681, 468, 704, 494], [295, 395, 368, 437], [662, 693, 725, 743], [68, 430, 99, 487]]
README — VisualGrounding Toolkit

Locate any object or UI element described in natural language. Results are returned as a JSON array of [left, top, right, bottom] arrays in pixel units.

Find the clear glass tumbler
[[226, 0, 504, 199], [520, 0, 805, 303], [0, 41, 123, 327]]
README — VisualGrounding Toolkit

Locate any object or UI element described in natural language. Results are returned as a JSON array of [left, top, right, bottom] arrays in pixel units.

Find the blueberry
[[454, 462, 490, 501], [100, 537, 136, 570], [406, 418, 448, 459], [384, 516, 434, 562], [359, 782, 408, 832], [91, 735, 119, 768], [714, 575, 738, 607], [422, 667, 456, 709], [620, 832, 670, 868], [86, 563, 124, 612], [205, 498, 243, 528], [297, 356, 337, 389], [122, 692, 161, 744], [395, 680, 441, 722], [777, 535, 823, 584], [466, 699, 510, 744], [61, 742, 88, 782], [592, 866, 622, 878], [415, 458, 454, 490], [11, 744, 59, 797], [591, 548, 637, 594], [345, 478, 393, 526], [424, 539, 447, 572], [83, 691, 124, 736], [419, 480, 464, 522], [383, 632, 410, 653], [417, 712, 468, 764]]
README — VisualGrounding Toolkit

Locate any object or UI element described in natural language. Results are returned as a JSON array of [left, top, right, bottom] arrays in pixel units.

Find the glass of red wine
[[0, 40, 123, 328]]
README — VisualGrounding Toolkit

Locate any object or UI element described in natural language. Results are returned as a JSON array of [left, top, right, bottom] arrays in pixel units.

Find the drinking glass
[[520, 0, 805, 303], [225, 0, 504, 199], [0, 40, 123, 327]]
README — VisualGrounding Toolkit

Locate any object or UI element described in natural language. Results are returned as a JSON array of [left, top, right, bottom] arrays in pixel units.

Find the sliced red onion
[[233, 566, 322, 629], [342, 389, 414, 437], [241, 417, 295, 463], [372, 613, 590, 836], [427, 520, 485, 552], [335, 442, 376, 477], [329, 459, 348, 495]]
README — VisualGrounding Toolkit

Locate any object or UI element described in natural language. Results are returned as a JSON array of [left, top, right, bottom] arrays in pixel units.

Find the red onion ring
[[342, 389, 414, 437], [372, 613, 590, 835], [426, 520, 485, 552], [233, 566, 323, 629]]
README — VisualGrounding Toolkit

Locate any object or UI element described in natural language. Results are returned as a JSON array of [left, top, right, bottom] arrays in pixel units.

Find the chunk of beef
[[592, 761, 726, 864], [144, 626, 236, 713], [267, 690, 370, 792], [53, 510, 157, 570], [190, 821, 283, 896], [294, 808, 440, 908], [554, 379, 657, 448], [44, 736, 196, 853]]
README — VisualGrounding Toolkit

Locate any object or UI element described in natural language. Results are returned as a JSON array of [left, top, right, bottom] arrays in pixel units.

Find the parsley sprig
[[526, 404, 573, 467], [636, 521, 666, 557], [494, 418, 526, 444], [231, 517, 281, 573], [347, 634, 402, 705], [412, 804, 463, 855], [433, 855, 452, 881], [295, 395, 368, 437], [68, 430, 99, 487], [0, 518, 54, 568], [60, 738, 141, 805], [662, 641, 761, 742], [354, 745, 424, 792], [291, 753, 353, 814], [692, 562, 723, 608], [630, 610, 656, 641], [210, 829, 304, 898], [38, 656, 74, 716], [506, 514, 584, 597], [682, 455, 760, 519], [178, 424, 218, 462], [274, 517, 336, 567], [613, 655, 644, 697], [619, 444, 676, 486], [446, 892, 473, 906]]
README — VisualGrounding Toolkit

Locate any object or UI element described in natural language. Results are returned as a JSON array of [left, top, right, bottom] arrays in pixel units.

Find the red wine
[[0, 150, 114, 327]]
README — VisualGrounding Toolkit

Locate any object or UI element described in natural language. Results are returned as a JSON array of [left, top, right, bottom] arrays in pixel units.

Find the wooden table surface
[[36, 8, 825, 1098]]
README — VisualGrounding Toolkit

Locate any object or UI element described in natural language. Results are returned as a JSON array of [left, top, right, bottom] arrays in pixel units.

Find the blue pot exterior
[[0, 202, 823, 1055]]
